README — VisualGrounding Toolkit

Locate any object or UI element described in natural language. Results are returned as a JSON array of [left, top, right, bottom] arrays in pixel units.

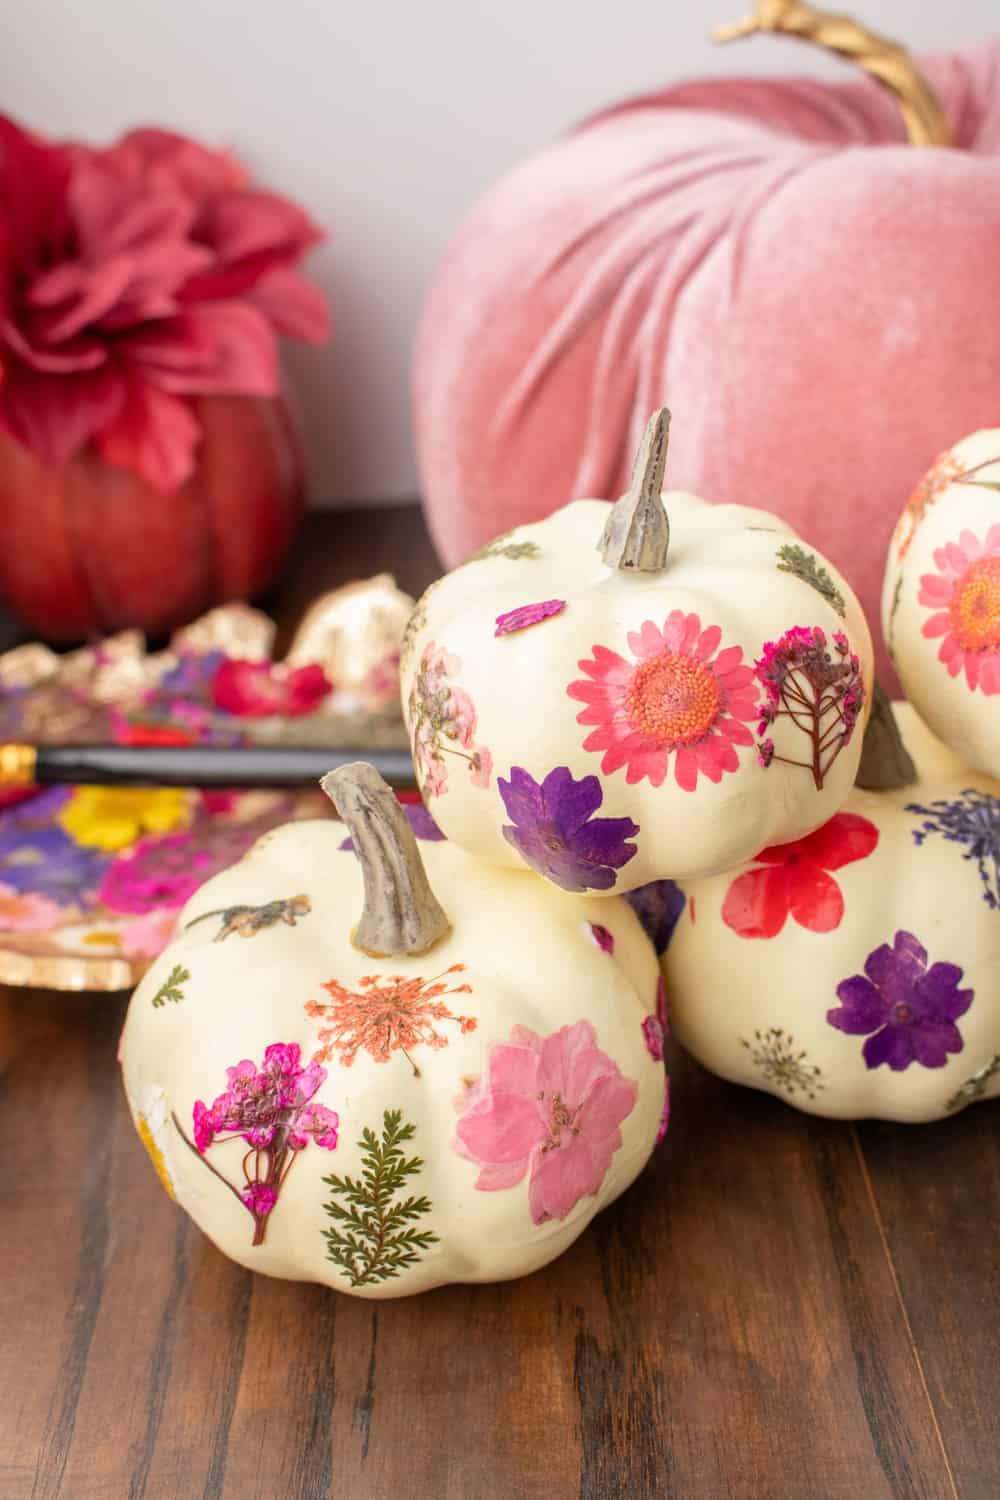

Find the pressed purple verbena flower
[[494, 599, 566, 636], [498, 765, 638, 892], [642, 1015, 664, 1061], [625, 881, 685, 955], [826, 930, 973, 1071], [906, 788, 1000, 910]]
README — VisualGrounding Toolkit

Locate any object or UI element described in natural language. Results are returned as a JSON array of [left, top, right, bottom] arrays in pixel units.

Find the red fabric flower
[[0, 117, 328, 491], [721, 813, 879, 940], [212, 658, 332, 717]]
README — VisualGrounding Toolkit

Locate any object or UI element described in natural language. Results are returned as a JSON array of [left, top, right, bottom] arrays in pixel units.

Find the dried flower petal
[[494, 599, 566, 636]]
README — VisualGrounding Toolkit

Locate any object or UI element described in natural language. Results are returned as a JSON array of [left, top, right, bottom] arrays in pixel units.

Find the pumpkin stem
[[600, 407, 671, 572], [854, 681, 917, 790], [322, 762, 451, 957], [712, 1, 952, 148]]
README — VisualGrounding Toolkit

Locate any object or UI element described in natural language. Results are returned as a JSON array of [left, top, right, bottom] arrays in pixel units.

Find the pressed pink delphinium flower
[[176, 1041, 338, 1245], [754, 627, 864, 790], [453, 1019, 638, 1224], [567, 611, 758, 792]]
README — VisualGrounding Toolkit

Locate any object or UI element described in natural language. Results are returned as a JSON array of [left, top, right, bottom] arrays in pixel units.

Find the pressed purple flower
[[642, 1015, 664, 1061], [0, 786, 73, 827], [340, 801, 444, 852], [158, 650, 227, 701], [827, 930, 973, 1071], [625, 881, 685, 955], [589, 923, 614, 953], [494, 599, 566, 636], [0, 824, 109, 904], [498, 765, 638, 892]]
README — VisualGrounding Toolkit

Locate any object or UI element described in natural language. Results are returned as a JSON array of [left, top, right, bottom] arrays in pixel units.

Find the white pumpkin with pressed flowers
[[651, 698, 1000, 1123], [120, 764, 667, 1298], [401, 409, 873, 894], [883, 428, 1000, 777]]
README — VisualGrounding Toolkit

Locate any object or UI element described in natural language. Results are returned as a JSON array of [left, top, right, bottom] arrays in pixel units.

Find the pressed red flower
[[0, 115, 327, 492], [722, 812, 879, 940], [211, 658, 332, 717]]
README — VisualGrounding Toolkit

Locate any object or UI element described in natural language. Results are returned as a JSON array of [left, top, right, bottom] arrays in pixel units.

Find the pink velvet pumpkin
[[414, 37, 1000, 682]]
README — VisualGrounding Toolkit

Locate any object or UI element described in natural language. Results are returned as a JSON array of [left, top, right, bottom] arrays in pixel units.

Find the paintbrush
[[0, 742, 417, 790]]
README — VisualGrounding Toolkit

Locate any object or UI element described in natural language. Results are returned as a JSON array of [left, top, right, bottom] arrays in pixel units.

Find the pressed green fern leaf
[[151, 963, 190, 1008], [322, 1109, 439, 1287], [775, 543, 846, 618]]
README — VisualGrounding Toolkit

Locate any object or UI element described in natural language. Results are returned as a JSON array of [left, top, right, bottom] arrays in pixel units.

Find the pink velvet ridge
[[414, 46, 1000, 681]]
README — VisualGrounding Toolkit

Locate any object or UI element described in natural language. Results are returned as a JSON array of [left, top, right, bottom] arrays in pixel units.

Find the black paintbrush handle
[[23, 744, 417, 790]]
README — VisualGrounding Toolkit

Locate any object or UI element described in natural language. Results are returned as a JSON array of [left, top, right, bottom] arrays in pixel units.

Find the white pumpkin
[[657, 700, 1000, 1123], [401, 409, 873, 893], [120, 764, 667, 1298], [882, 428, 1000, 776]]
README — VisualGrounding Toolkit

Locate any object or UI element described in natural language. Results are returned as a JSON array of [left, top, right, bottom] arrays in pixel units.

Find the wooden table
[[3, 508, 998, 1500]]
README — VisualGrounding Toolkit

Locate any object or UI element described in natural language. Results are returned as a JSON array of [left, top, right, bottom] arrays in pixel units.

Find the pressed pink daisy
[[919, 527, 1000, 694], [567, 612, 758, 792]]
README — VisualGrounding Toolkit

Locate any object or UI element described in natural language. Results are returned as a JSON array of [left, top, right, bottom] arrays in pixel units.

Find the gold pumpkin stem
[[600, 407, 671, 572], [323, 762, 451, 957], [713, 0, 952, 148], [854, 681, 916, 790]]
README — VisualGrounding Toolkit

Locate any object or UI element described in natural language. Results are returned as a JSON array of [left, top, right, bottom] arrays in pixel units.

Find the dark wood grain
[[1, 508, 997, 1500]]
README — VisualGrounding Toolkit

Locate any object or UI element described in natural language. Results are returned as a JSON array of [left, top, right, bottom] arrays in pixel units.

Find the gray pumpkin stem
[[599, 407, 671, 571], [322, 762, 450, 956], [854, 681, 916, 790]]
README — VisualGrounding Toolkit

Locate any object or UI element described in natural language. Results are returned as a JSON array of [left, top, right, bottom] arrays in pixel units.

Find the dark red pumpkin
[[0, 395, 304, 642]]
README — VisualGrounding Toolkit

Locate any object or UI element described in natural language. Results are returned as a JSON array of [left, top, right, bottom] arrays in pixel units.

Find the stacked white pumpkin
[[122, 409, 998, 1300], [663, 428, 1000, 1123]]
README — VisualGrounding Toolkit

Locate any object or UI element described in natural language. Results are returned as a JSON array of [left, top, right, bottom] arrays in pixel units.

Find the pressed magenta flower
[[494, 599, 566, 636], [919, 527, 1000, 694], [753, 625, 863, 790], [567, 611, 758, 791], [642, 1015, 664, 1062], [178, 1040, 339, 1247], [588, 923, 614, 953]]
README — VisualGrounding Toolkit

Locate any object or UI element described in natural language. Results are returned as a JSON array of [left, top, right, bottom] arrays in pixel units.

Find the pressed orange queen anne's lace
[[305, 965, 477, 1077]]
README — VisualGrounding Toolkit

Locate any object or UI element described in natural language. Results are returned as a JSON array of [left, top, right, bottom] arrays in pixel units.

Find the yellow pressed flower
[[137, 1113, 177, 1201], [58, 786, 190, 852]]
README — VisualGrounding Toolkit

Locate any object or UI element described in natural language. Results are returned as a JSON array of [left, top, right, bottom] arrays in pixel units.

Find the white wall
[[5, 1, 995, 505]]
